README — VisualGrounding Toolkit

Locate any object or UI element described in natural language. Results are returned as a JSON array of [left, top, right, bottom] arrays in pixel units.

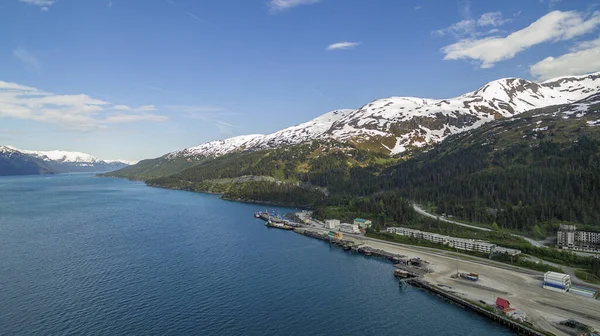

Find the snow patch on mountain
[[171, 109, 354, 158], [23, 149, 100, 164], [163, 72, 600, 160]]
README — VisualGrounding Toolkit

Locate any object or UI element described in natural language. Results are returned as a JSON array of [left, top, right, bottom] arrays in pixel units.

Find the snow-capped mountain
[[22, 149, 101, 165], [0, 146, 132, 175], [158, 72, 600, 160], [169, 109, 354, 159], [326, 73, 600, 154]]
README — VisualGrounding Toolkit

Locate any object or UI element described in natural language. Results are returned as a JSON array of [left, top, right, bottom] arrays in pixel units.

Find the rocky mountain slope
[[0, 146, 131, 175], [173, 72, 600, 158], [0, 146, 55, 176], [110, 72, 600, 181]]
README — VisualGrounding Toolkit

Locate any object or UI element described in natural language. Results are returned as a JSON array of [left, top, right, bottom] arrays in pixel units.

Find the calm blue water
[[0, 174, 515, 335]]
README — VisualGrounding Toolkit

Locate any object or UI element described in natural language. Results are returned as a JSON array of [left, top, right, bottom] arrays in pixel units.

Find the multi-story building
[[325, 219, 340, 230], [386, 227, 521, 255], [340, 223, 360, 234], [557, 224, 600, 252]]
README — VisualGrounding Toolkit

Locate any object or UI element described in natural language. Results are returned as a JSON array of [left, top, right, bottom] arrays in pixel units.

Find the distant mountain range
[[0, 146, 132, 176]]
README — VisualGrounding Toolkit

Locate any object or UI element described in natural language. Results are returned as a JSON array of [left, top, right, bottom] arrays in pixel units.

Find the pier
[[253, 212, 597, 335], [408, 279, 549, 336]]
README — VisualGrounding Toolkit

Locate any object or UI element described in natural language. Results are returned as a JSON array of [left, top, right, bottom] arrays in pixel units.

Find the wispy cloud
[[269, 0, 322, 12], [478, 12, 509, 27], [19, 0, 54, 10], [0, 80, 168, 131], [186, 11, 208, 24], [113, 105, 157, 112], [530, 35, 600, 80], [104, 114, 168, 124], [215, 120, 235, 135], [326, 41, 361, 51], [13, 48, 41, 72], [414, 6, 422, 11], [433, 11, 510, 38], [107, 1, 113, 8], [441, 10, 600, 68], [166, 105, 237, 134]]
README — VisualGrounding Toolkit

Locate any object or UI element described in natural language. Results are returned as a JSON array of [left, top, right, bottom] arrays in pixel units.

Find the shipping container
[[570, 286, 597, 298], [543, 284, 567, 293]]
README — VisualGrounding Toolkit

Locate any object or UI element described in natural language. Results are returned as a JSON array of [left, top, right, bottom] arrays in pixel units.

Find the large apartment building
[[557, 224, 600, 252], [386, 227, 521, 255]]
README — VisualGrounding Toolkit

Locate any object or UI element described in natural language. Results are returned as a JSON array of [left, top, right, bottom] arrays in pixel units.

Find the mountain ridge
[[162, 72, 600, 161], [0, 146, 132, 175]]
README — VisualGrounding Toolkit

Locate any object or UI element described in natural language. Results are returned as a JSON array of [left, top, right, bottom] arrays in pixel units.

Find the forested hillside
[[107, 93, 600, 237], [378, 94, 600, 237]]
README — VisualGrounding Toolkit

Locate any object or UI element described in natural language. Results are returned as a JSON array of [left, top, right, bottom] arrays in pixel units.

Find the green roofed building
[[353, 218, 372, 229]]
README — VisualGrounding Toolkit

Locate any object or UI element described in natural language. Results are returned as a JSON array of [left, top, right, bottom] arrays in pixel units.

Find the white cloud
[[414, 6, 422, 11], [19, 0, 54, 10], [478, 12, 509, 27], [113, 104, 157, 112], [433, 19, 476, 38], [13, 48, 41, 71], [326, 41, 361, 51], [19, 0, 54, 5], [433, 11, 509, 38], [442, 10, 600, 68], [530, 36, 600, 80], [104, 114, 168, 124], [0, 80, 168, 131], [269, 0, 322, 12]]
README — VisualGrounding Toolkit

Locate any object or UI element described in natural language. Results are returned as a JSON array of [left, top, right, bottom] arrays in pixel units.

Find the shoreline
[[292, 227, 600, 336]]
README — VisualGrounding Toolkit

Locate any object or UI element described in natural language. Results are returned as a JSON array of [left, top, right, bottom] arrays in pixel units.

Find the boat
[[364, 250, 372, 256], [265, 221, 294, 230], [254, 212, 261, 218]]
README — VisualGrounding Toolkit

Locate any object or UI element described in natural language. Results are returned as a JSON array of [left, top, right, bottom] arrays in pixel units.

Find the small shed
[[496, 297, 510, 310]]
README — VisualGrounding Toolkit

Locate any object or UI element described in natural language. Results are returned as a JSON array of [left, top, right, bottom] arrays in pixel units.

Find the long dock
[[408, 279, 549, 336]]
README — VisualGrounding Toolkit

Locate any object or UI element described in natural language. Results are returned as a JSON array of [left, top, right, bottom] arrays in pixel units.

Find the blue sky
[[1, 0, 600, 160]]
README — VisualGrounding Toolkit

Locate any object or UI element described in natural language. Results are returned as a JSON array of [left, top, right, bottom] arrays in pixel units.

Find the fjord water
[[0, 174, 514, 336]]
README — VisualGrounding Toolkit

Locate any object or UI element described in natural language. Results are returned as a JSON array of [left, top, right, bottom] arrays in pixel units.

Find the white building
[[386, 226, 519, 255], [492, 246, 522, 256], [557, 224, 600, 252], [325, 219, 340, 230], [340, 223, 360, 234]]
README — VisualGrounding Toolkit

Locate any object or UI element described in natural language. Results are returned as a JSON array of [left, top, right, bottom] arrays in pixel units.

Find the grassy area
[[575, 270, 600, 285]]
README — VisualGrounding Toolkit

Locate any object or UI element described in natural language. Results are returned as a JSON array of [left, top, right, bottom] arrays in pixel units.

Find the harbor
[[253, 211, 600, 336]]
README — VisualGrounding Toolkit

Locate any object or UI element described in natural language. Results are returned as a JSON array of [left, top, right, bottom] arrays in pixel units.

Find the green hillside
[[107, 94, 600, 236], [101, 155, 207, 180]]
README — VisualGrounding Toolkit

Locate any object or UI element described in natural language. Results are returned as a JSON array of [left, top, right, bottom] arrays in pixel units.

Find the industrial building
[[353, 218, 372, 229], [543, 272, 571, 293], [324, 219, 340, 230], [339, 223, 360, 234], [386, 227, 521, 255], [557, 224, 600, 252]]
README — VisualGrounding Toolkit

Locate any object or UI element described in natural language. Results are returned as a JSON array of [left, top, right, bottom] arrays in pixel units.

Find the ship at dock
[[265, 220, 294, 230]]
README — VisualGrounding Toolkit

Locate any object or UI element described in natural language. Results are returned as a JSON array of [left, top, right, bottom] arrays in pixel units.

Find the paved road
[[412, 204, 546, 248]]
